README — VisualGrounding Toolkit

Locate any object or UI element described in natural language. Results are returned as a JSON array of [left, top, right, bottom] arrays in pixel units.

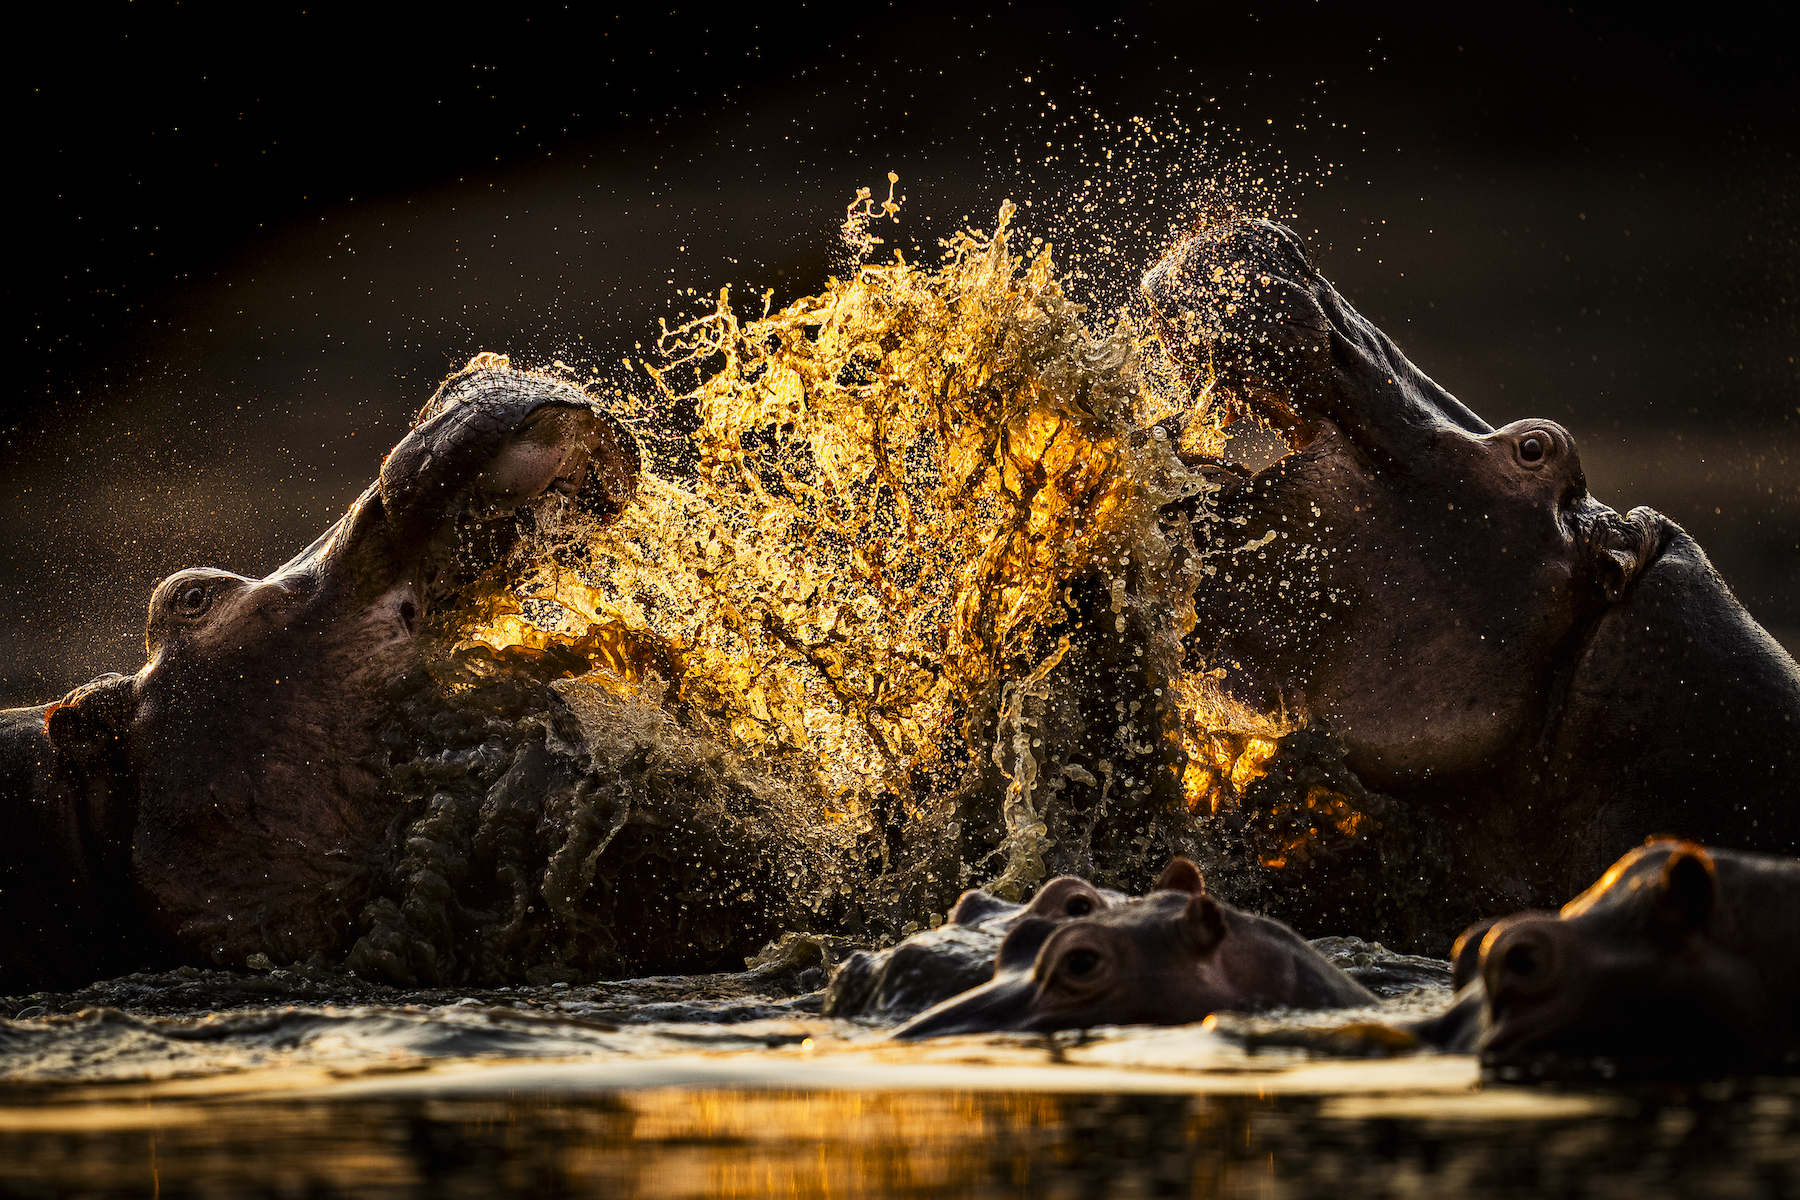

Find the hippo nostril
[[1503, 943, 1540, 977], [400, 600, 418, 634]]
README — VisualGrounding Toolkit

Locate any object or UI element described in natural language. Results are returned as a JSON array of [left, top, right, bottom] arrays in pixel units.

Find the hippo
[[824, 871, 1134, 1021], [1112, 219, 1800, 943], [893, 856, 1374, 1038], [0, 359, 638, 990], [1416, 841, 1800, 1075]]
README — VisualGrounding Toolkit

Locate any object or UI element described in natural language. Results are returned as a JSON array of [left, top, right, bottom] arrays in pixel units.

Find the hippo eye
[[173, 584, 211, 616], [1062, 948, 1101, 977], [1064, 896, 1094, 918], [1519, 435, 1546, 464]]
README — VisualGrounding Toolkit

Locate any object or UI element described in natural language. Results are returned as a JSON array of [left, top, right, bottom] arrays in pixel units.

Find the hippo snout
[[891, 915, 1060, 1038], [893, 972, 1041, 1040], [1473, 915, 1600, 1059]]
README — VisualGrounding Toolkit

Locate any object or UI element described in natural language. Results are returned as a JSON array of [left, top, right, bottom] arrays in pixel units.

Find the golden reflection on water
[[3, 1074, 1794, 1198]]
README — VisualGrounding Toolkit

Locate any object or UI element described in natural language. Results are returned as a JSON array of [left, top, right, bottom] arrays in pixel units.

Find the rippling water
[[8, 192, 1793, 1197], [4, 970, 1795, 1197]]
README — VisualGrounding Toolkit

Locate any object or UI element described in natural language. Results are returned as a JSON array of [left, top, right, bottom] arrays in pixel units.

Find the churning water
[[7, 187, 1793, 1197]]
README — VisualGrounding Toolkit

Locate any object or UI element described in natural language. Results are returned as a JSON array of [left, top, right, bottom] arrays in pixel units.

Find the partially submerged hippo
[[1128, 220, 1800, 935], [893, 857, 1374, 1037], [824, 872, 1132, 1021], [0, 360, 638, 990], [1419, 841, 1800, 1075]]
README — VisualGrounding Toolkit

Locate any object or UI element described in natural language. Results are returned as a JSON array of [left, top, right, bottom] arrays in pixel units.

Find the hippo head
[[822, 867, 1145, 1023], [1471, 841, 1786, 1070], [1141, 221, 1799, 895], [1019, 873, 1114, 921], [37, 360, 638, 968], [895, 857, 1366, 1037], [945, 869, 1134, 928]]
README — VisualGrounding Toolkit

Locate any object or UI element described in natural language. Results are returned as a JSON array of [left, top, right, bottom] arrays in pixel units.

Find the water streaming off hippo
[[7, 190, 1797, 1198], [379, 194, 1373, 993]]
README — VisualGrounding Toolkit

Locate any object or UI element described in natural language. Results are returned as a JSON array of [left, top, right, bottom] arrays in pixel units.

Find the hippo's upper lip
[[1141, 219, 1492, 471]]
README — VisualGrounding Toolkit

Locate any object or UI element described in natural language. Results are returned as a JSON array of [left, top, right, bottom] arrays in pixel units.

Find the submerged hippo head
[[1142, 221, 1800, 901], [946, 869, 1131, 928], [894, 857, 1372, 1038], [1463, 841, 1800, 1072], [3, 360, 637, 985], [822, 867, 1137, 1022]]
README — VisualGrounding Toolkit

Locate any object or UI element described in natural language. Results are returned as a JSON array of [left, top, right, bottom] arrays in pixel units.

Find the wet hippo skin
[[893, 857, 1374, 1038], [0, 361, 638, 990], [1416, 841, 1800, 1074], [824, 873, 1133, 1022], [1141, 221, 1800, 911]]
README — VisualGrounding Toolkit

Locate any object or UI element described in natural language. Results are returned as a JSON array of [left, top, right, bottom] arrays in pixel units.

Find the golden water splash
[[839, 171, 904, 260], [1171, 679, 1297, 815], [1257, 786, 1371, 871], [443, 195, 1301, 867]]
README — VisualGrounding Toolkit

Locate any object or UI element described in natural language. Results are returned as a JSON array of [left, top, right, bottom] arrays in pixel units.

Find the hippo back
[[1224, 909, 1386, 1010], [1544, 522, 1800, 891]]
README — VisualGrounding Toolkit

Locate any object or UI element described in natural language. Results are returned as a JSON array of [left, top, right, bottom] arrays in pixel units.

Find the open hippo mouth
[[1140, 220, 1668, 783], [1135, 220, 1799, 908], [1140, 219, 1666, 598], [3, 359, 644, 985]]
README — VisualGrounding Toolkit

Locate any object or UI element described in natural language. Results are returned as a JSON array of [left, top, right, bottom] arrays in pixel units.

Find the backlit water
[[7, 199, 1792, 1197], [5, 974, 1795, 1197]]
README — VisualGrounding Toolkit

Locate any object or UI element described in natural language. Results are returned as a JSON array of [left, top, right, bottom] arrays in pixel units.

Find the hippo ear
[[1181, 894, 1228, 957], [1155, 857, 1205, 896], [1650, 846, 1716, 946], [1449, 917, 1504, 992]]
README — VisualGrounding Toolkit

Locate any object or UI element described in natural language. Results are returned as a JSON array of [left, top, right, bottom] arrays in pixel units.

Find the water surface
[[5, 972, 1792, 1197]]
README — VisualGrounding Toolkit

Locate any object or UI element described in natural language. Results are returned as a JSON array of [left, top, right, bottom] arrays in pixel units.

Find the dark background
[[8, 2, 1796, 705]]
